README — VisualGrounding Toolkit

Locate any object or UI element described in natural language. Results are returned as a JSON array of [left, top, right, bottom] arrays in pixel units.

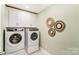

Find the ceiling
[[7, 4, 51, 13]]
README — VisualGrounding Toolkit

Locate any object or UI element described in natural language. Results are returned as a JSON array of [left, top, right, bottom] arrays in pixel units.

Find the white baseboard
[[40, 48, 51, 55], [0, 52, 5, 55]]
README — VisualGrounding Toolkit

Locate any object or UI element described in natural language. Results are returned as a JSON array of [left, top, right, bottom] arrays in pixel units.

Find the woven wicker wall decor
[[54, 20, 65, 32], [46, 17, 66, 37], [46, 17, 55, 28], [48, 28, 56, 37]]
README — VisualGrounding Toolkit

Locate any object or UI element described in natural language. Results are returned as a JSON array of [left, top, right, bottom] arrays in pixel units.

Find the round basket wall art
[[46, 17, 55, 28], [48, 28, 56, 37], [46, 17, 66, 37], [54, 20, 65, 32]]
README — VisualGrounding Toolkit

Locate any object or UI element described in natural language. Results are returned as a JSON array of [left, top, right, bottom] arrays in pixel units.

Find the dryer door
[[9, 33, 22, 44], [30, 32, 38, 41]]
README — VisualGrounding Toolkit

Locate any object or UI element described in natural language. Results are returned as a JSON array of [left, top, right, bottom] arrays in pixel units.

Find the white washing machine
[[5, 27, 25, 54], [25, 27, 39, 54]]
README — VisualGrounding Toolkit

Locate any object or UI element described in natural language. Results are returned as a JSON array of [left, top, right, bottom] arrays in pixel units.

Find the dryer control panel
[[6, 27, 23, 31], [29, 28, 39, 31]]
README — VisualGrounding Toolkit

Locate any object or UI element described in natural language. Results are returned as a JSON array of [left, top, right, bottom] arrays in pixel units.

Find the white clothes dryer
[[25, 27, 39, 54]]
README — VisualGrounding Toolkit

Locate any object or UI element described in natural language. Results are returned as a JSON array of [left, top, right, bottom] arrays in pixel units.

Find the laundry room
[[0, 4, 79, 55]]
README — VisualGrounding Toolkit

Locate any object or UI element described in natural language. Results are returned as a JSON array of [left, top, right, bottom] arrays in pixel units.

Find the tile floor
[[7, 48, 50, 55]]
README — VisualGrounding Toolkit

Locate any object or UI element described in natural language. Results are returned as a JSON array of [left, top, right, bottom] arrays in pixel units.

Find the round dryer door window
[[9, 33, 22, 44], [31, 32, 38, 41]]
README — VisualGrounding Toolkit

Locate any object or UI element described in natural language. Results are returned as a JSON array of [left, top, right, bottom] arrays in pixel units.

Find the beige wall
[[37, 5, 79, 54]]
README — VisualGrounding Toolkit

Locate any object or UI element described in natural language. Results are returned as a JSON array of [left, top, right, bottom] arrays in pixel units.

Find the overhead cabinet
[[8, 7, 37, 27], [8, 8, 19, 27]]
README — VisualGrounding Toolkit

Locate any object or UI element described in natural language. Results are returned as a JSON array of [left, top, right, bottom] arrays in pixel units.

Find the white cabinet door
[[28, 13, 37, 27], [18, 11, 30, 27], [18, 11, 37, 27], [8, 8, 19, 27], [2, 6, 9, 28]]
